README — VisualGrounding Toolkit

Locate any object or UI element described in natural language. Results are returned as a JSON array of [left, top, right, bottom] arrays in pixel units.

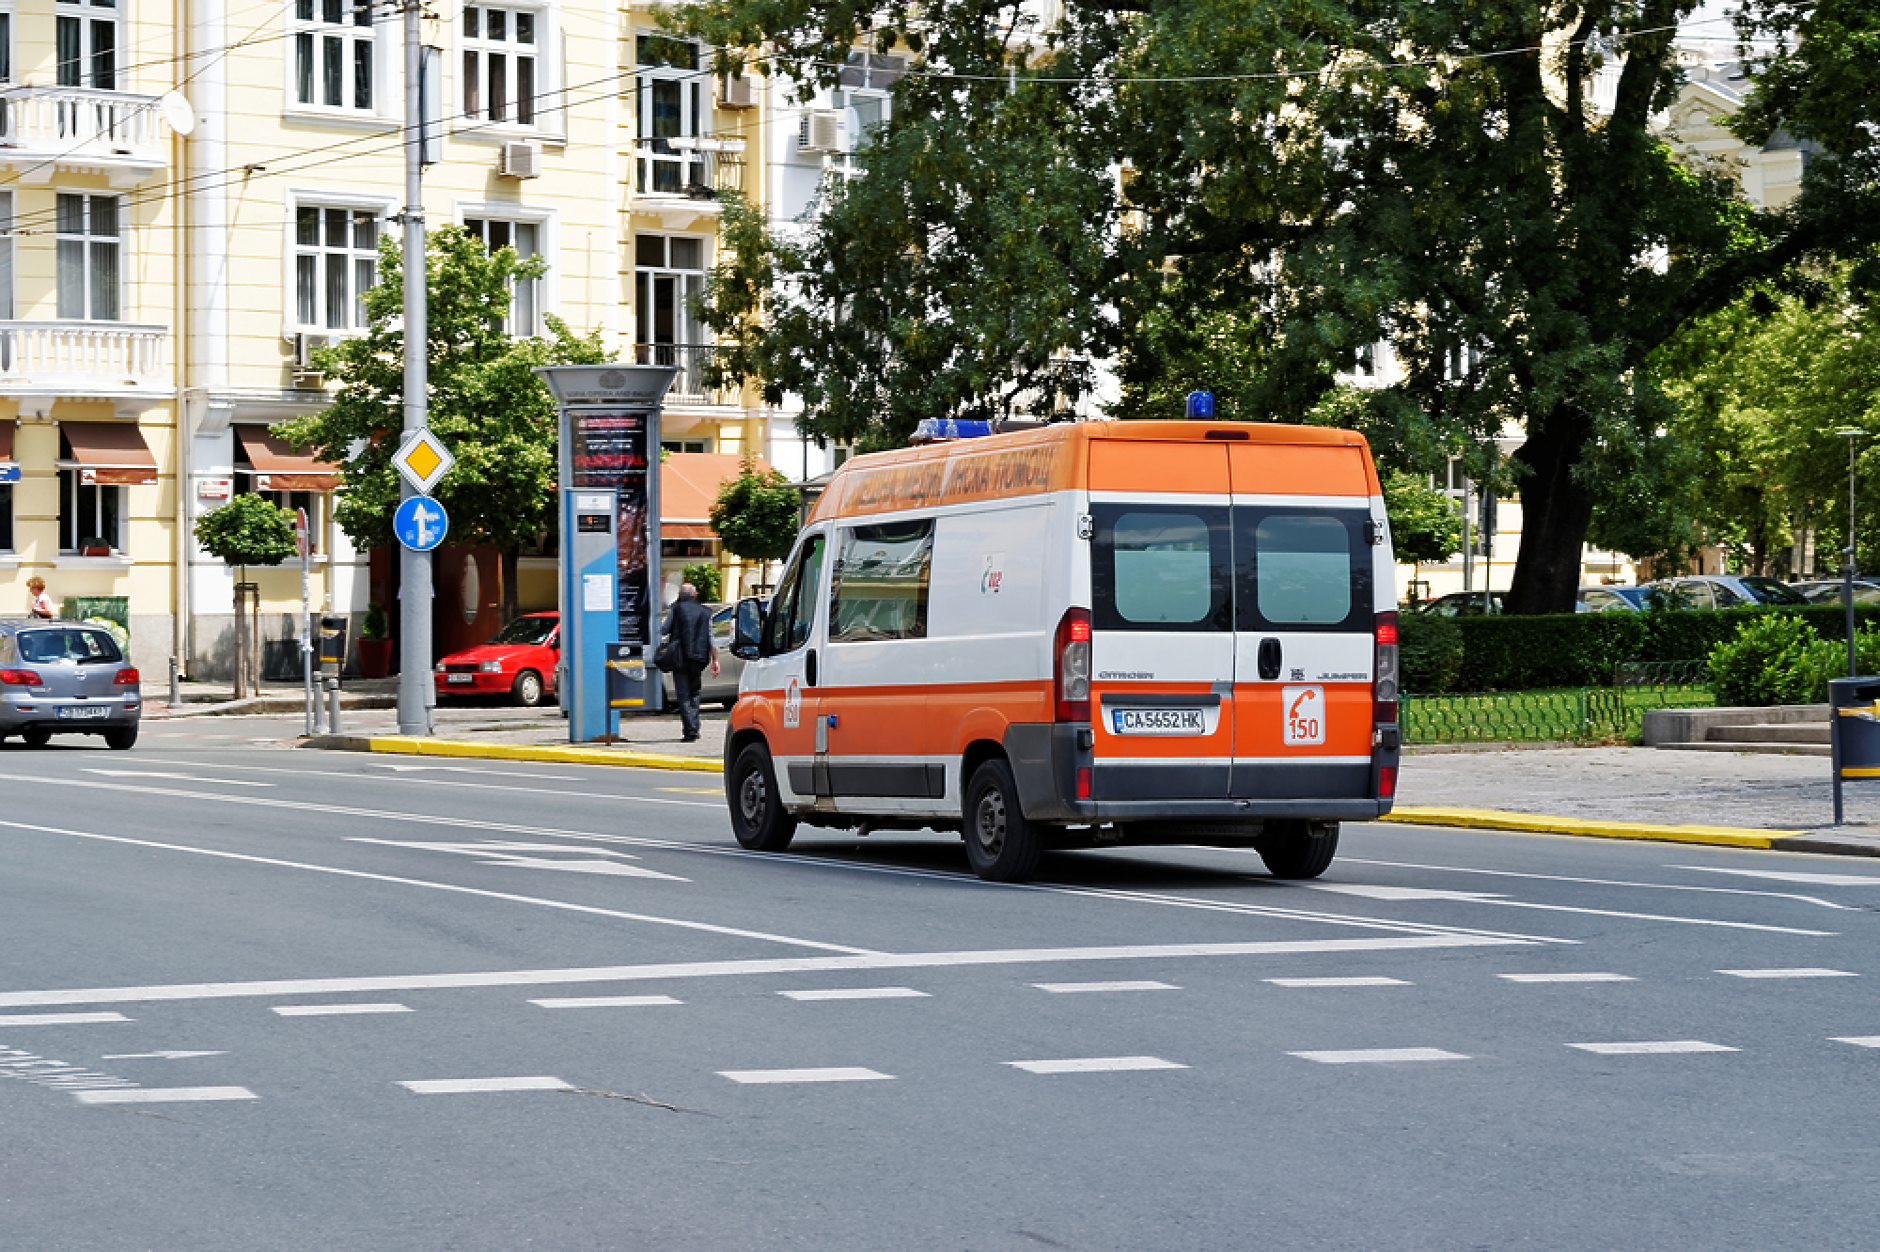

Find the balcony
[[0, 87, 172, 187], [634, 137, 746, 210], [0, 321, 172, 402], [634, 343, 739, 408]]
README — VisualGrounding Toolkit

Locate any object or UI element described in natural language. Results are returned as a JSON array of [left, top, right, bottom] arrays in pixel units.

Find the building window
[[0, 3, 14, 85], [634, 233, 704, 347], [0, 485, 12, 551], [56, 193, 119, 321], [294, 204, 379, 330], [637, 36, 703, 194], [59, 473, 123, 554], [464, 216, 540, 335], [462, 4, 539, 126], [237, 480, 322, 553], [661, 439, 707, 454], [57, 0, 117, 90], [293, 0, 377, 112]]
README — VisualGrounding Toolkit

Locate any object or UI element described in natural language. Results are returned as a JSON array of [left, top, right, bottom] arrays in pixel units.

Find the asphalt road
[[5, 721, 1880, 1251]]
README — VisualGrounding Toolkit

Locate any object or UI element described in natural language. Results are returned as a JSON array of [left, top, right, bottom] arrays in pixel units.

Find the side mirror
[[732, 597, 764, 660]]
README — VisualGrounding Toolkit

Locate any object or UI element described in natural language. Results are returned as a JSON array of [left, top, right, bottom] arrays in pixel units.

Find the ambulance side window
[[830, 519, 934, 642], [765, 534, 826, 656], [1091, 505, 1231, 632]]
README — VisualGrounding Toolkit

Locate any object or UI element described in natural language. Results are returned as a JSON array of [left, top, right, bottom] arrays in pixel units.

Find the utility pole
[[397, 0, 433, 736]]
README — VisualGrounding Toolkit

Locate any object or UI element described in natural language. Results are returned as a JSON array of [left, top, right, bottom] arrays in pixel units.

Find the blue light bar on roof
[[910, 418, 996, 444]]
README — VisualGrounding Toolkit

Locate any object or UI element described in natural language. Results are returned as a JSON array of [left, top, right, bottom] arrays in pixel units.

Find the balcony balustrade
[[0, 86, 172, 186], [0, 321, 171, 399], [634, 137, 746, 202], [633, 343, 739, 407]]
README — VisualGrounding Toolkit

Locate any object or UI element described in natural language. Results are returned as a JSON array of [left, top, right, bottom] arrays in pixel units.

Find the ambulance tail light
[[1374, 611, 1399, 724], [1055, 608, 1092, 722]]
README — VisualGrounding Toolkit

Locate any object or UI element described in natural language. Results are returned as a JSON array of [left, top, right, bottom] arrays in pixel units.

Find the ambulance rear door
[[1086, 439, 1236, 801]]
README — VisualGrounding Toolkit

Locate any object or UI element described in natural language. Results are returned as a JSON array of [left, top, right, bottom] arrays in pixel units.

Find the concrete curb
[[1383, 805, 1791, 849], [150, 695, 398, 720], [304, 734, 723, 774]]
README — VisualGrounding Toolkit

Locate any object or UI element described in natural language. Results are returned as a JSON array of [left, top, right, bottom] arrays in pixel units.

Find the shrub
[[1399, 612, 1464, 694], [1450, 611, 1645, 690], [682, 561, 722, 603], [1707, 614, 1842, 706]]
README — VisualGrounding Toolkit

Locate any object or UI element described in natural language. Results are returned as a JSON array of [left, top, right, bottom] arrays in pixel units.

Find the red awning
[[238, 426, 342, 491], [62, 421, 158, 486], [659, 452, 774, 540], [661, 522, 716, 540]]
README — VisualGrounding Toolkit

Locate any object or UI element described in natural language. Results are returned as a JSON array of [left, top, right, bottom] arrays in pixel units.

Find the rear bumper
[[435, 674, 511, 695], [0, 696, 140, 730]]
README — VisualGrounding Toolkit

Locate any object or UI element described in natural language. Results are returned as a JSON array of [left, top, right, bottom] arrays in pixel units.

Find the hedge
[[1405, 602, 1880, 694]]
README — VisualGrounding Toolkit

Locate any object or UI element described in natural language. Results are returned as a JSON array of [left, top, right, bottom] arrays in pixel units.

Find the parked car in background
[[433, 611, 559, 707], [1645, 575, 1809, 610], [1577, 585, 1649, 612], [1410, 590, 1504, 616], [0, 619, 141, 749], [661, 603, 746, 709], [1790, 580, 1880, 606]]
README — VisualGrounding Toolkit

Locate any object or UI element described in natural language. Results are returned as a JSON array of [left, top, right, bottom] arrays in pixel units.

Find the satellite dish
[[159, 91, 197, 136]]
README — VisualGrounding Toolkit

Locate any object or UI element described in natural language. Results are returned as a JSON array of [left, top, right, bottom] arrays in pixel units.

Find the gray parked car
[[0, 619, 141, 749]]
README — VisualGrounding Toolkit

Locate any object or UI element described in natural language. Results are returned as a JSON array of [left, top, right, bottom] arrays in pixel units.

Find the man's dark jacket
[[666, 598, 714, 667]]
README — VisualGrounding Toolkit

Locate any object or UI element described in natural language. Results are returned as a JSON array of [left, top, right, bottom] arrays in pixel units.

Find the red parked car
[[433, 612, 559, 707]]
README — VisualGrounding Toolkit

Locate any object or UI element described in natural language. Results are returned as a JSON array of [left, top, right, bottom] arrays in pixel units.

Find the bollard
[[326, 676, 342, 736], [169, 654, 180, 709], [1828, 676, 1880, 824]]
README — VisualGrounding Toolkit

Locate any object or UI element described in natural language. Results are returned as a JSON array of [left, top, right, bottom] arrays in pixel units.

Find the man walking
[[664, 582, 720, 743]]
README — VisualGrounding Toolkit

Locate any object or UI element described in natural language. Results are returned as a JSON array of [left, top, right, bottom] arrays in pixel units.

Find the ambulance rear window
[[1093, 507, 1231, 631], [1236, 508, 1371, 632]]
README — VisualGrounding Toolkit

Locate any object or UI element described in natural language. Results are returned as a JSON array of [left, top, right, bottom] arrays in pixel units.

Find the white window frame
[[56, 0, 120, 91], [287, 0, 392, 121], [459, 2, 555, 134], [634, 232, 707, 347], [286, 194, 391, 334], [814, 52, 904, 179], [56, 471, 125, 554], [636, 35, 707, 195], [55, 191, 121, 321], [461, 204, 554, 338]]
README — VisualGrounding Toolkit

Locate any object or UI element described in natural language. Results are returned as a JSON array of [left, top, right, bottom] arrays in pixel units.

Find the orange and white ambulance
[[722, 418, 1400, 882]]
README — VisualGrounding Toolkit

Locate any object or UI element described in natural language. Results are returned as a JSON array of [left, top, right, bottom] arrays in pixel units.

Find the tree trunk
[[1504, 405, 1595, 616], [232, 576, 248, 700], [500, 549, 520, 625]]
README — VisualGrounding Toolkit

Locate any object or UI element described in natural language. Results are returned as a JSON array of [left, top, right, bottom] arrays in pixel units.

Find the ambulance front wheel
[[963, 758, 1044, 883], [1256, 820, 1340, 879], [729, 743, 797, 852]]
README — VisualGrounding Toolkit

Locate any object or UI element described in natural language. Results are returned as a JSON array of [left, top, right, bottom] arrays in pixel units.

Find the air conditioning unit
[[719, 74, 754, 110], [498, 140, 543, 178], [291, 333, 327, 382], [799, 110, 845, 154]]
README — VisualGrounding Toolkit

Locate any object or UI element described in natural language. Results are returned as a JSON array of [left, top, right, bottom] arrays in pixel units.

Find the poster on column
[[567, 409, 653, 646]]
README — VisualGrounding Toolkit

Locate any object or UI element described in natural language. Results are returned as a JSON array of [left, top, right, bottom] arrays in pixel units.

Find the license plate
[[447, 673, 475, 684], [56, 706, 109, 720], [1111, 707, 1207, 736]]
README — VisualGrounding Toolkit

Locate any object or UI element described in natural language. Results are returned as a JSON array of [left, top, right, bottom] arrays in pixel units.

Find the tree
[[275, 226, 609, 625], [194, 492, 297, 698], [667, 0, 1880, 610], [709, 457, 801, 576], [1382, 471, 1462, 598]]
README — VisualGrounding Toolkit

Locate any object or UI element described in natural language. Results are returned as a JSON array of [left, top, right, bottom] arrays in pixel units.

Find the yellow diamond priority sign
[[392, 427, 455, 496]]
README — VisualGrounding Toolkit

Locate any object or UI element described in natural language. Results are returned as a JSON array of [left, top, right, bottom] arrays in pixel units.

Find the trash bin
[[1828, 677, 1880, 823], [318, 615, 349, 678]]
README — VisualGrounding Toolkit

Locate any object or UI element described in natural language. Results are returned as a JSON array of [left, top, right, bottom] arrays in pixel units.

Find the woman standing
[[26, 576, 53, 619]]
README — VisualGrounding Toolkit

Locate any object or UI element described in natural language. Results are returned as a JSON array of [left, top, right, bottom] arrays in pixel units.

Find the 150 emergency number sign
[[1281, 685, 1326, 746]]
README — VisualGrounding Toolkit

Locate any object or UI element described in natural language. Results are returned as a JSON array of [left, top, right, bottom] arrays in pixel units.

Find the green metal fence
[[1402, 662, 1714, 746]]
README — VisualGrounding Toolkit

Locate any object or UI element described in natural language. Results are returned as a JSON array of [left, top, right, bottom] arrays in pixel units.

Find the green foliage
[[1382, 471, 1462, 567], [193, 493, 297, 570], [682, 562, 723, 604], [1398, 612, 1464, 695], [1449, 612, 1648, 692], [361, 601, 388, 641], [709, 456, 800, 563], [1707, 614, 1843, 707], [275, 226, 608, 559]]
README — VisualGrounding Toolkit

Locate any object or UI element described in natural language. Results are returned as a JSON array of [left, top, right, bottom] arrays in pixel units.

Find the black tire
[[1257, 820, 1340, 879], [511, 670, 545, 708], [103, 725, 138, 751], [962, 757, 1044, 883], [21, 726, 52, 748], [728, 742, 796, 851]]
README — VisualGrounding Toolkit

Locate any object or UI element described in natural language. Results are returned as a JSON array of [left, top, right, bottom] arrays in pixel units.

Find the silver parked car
[[1645, 575, 1809, 610], [660, 603, 748, 709], [0, 620, 141, 749]]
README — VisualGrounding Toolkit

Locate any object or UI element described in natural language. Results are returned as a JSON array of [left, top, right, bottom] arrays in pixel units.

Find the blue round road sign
[[393, 495, 449, 552]]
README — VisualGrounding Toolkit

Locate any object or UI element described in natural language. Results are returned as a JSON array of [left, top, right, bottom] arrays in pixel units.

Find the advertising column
[[536, 365, 678, 743]]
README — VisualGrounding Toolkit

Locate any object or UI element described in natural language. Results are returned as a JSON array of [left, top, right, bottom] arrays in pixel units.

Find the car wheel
[[963, 757, 1043, 883], [103, 725, 138, 751], [1256, 820, 1339, 879], [21, 726, 52, 748], [511, 670, 544, 708], [728, 742, 796, 851]]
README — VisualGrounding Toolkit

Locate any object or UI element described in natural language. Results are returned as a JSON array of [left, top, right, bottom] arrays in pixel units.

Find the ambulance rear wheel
[[1257, 821, 1339, 879], [729, 742, 796, 852], [963, 758, 1043, 883]]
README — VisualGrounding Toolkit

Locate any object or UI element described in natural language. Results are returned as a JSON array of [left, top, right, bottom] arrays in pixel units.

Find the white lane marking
[[719, 1068, 893, 1084], [1265, 977, 1409, 988], [74, 1087, 257, 1104], [1290, 1048, 1469, 1064], [1671, 866, 1880, 887], [84, 770, 273, 787], [363, 763, 581, 779], [1499, 973, 1636, 983], [1341, 855, 1858, 912], [100, 1050, 227, 1060], [347, 838, 688, 882], [1569, 1041, 1738, 1055], [399, 1077, 567, 1094], [136, 757, 706, 803], [531, 995, 682, 1009], [1717, 968, 1857, 979], [1306, 885, 1508, 902], [271, 1003, 412, 1016], [0, 936, 1527, 1009], [0, 817, 876, 958], [0, 1012, 130, 1026], [1032, 981, 1179, 993], [1006, 1056, 1186, 1074], [779, 988, 929, 1001], [1831, 1037, 1880, 1048]]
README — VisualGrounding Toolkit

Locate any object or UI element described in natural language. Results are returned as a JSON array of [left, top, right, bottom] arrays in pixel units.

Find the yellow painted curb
[[1383, 805, 1794, 849], [360, 736, 724, 774]]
